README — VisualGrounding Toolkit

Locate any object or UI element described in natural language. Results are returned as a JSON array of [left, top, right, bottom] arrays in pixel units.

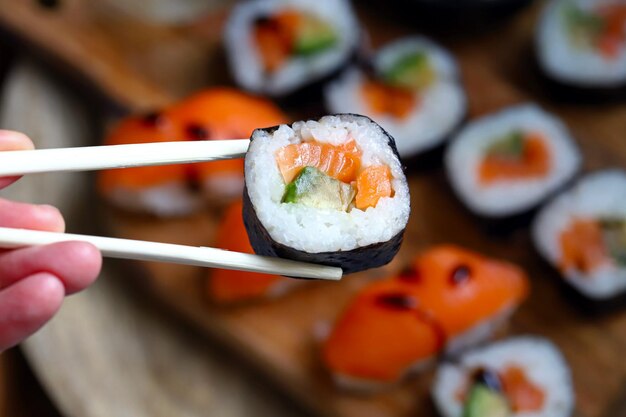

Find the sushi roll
[[325, 36, 466, 164], [433, 336, 574, 417], [98, 88, 287, 216], [445, 104, 581, 224], [536, 0, 626, 100], [243, 114, 410, 274], [532, 170, 626, 307], [209, 200, 296, 303], [322, 246, 529, 389], [223, 0, 361, 98]]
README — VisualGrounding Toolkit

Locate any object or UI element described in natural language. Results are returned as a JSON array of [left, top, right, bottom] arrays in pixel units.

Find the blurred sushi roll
[[325, 36, 466, 164], [445, 104, 581, 225], [536, 0, 626, 100], [532, 170, 626, 307], [243, 114, 410, 274], [432, 336, 574, 417], [98, 88, 287, 217], [223, 0, 361, 98], [208, 200, 297, 303], [322, 246, 529, 389]]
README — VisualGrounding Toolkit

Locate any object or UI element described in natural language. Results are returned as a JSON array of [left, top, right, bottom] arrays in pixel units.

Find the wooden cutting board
[[106, 7, 626, 417], [4, 1, 626, 417]]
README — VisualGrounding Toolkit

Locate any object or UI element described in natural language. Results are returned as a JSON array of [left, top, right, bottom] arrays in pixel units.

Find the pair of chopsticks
[[0, 141, 343, 281]]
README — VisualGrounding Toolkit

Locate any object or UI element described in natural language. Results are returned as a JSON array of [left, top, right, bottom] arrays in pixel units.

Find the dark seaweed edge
[[242, 114, 409, 275]]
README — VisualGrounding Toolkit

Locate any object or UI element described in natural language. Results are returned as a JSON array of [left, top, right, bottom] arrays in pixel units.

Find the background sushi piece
[[223, 0, 362, 101], [444, 104, 581, 231], [322, 245, 529, 390], [432, 336, 574, 417], [325, 36, 466, 169], [208, 200, 297, 304], [98, 88, 287, 217], [535, 0, 626, 102], [532, 170, 626, 312], [243, 114, 410, 274]]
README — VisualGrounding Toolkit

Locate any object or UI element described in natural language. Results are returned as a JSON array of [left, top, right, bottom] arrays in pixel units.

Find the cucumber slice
[[463, 384, 511, 417], [293, 15, 338, 56], [562, 2, 605, 47], [486, 131, 525, 159], [382, 52, 436, 90], [282, 166, 355, 211], [600, 218, 626, 266]]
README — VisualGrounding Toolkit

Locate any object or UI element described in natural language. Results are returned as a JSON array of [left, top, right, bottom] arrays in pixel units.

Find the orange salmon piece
[[559, 218, 607, 273], [404, 245, 529, 337], [275, 140, 361, 183], [323, 246, 528, 384], [355, 165, 393, 210], [253, 10, 301, 72], [323, 280, 443, 382], [597, 5, 626, 59], [361, 80, 417, 119], [166, 88, 287, 183], [479, 133, 551, 184], [209, 201, 286, 302], [98, 114, 187, 193], [501, 366, 546, 412]]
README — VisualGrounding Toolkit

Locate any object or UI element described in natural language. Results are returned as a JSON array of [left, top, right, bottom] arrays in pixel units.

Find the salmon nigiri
[[97, 113, 198, 216], [208, 200, 295, 303], [98, 88, 287, 216], [322, 245, 529, 389]]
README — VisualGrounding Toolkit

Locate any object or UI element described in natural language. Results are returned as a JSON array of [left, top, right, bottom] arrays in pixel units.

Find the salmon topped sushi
[[98, 88, 287, 216], [243, 114, 410, 274], [322, 246, 529, 389], [223, 0, 361, 98], [208, 200, 295, 303]]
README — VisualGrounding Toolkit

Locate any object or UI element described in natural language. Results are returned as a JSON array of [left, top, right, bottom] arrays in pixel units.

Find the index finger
[[0, 130, 35, 189]]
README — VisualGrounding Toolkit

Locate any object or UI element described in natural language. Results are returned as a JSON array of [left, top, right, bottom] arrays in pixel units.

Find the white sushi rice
[[325, 37, 466, 158], [532, 170, 626, 299], [224, 0, 360, 96], [433, 336, 574, 417], [537, 0, 626, 87], [445, 104, 581, 217], [245, 115, 410, 253]]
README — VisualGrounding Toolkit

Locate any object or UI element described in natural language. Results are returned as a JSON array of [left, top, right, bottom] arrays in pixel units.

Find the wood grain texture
[[0, 0, 234, 111], [0, 60, 300, 417], [103, 4, 626, 417]]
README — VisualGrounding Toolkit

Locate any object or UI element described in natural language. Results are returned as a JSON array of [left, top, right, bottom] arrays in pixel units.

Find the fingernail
[[0, 130, 35, 151], [36, 204, 66, 233]]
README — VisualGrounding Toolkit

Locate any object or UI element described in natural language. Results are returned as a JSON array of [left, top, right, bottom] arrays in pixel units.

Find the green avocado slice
[[382, 51, 436, 90], [600, 218, 626, 267], [486, 131, 525, 160], [293, 15, 338, 56], [463, 384, 512, 417], [282, 166, 355, 211]]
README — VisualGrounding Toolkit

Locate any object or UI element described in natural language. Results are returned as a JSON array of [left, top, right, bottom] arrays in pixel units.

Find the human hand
[[0, 130, 102, 351]]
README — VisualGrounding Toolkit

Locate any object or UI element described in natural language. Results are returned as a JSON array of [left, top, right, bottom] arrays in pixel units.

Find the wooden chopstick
[[0, 227, 343, 280], [0, 140, 250, 177]]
